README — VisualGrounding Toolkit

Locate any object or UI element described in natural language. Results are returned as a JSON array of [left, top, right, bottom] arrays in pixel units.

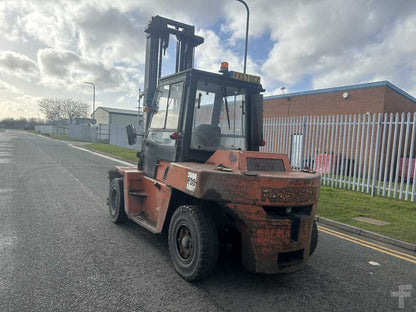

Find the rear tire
[[109, 178, 128, 224], [168, 205, 218, 282], [310, 220, 318, 256]]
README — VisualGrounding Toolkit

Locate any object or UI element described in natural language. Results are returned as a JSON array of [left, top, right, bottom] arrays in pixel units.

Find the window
[[148, 82, 183, 146], [193, 87, 215, 128], [150, 82, 183, 130], [191, 80, 246, 151], [219, 92, 245, 136]]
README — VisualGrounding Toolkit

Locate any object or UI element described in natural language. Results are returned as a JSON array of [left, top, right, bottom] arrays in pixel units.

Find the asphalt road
[[0, 130, 415, 312]]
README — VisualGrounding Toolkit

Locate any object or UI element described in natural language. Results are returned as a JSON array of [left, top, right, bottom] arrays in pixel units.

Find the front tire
[[168, 205, 218, 282], [310, 220, 318, 256], [108, 178, 128, 224]]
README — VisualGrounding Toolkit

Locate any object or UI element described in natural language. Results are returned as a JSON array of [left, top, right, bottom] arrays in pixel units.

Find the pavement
[[0, 130, 415, 312]]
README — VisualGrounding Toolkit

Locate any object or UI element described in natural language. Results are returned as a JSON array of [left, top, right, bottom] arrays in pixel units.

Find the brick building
[[261, 81, 416, 178], [263, 81, 416, 118]]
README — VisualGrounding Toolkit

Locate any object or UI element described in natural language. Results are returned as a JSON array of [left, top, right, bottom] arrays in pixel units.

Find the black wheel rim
[[176, 225, 194, 262]]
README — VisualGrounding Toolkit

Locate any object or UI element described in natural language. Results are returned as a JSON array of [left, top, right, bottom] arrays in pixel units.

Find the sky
[[1, 0, 416, 120]]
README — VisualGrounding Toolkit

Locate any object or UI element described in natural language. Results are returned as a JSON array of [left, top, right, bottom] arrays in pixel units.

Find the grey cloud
[[0, 51, 38, 80], [0, 80, 22, 94], [75, 5, 145, 65], [37, 48, 137, 92], [3, 0, 416, 116]]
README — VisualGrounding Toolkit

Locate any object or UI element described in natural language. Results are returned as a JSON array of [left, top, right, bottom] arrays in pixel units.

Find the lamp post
[[235, 0, 249, 73], [84, 81, 96, 143]]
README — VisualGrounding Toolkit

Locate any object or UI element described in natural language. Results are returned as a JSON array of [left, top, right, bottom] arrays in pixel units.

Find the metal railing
[[261, 113, 416, 202]]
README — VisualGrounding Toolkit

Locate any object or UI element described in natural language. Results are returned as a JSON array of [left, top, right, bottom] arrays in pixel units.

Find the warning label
[[186, 172, 197, 192]]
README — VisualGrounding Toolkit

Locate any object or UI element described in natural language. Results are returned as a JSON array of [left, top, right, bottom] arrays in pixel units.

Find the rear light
[[170, 132, 179, 140], [260, 140, 266, 146]]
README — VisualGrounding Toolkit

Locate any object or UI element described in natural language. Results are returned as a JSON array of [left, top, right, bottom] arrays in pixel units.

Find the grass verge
[[318, 185, 416, 244], [83, 143, 138, 163]]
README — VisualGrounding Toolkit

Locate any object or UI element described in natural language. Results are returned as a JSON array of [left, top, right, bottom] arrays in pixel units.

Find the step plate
[[129, 214, 157, 233]]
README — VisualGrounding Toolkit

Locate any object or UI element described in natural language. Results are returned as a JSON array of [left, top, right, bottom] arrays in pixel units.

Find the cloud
[[37, 48, 139, 94], [195, 29, 260, 76], [250, 0, 416, 92], [3, 0, 231, 64], [0, 51, 38, 80], [0, 1, 30, 41], [75, 3, 146, 66], [2, 0, 416, 121], [0, 93, 41, 119], [0, 80, 23, 95]]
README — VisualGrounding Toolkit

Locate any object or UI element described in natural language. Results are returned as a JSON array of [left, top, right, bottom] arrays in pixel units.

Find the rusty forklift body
[[108, 16, 320, 281]]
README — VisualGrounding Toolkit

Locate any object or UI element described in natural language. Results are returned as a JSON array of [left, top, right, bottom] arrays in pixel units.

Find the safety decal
[[186, 172, 197, 192]]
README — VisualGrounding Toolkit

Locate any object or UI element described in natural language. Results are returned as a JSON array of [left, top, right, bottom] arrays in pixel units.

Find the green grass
[[83, 143, 138, 163], [49, 134, 88, 142], [318, 185, 416, 243]]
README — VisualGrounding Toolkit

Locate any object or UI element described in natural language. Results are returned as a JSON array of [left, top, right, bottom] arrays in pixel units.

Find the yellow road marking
[[318, 225, 416, 261], [318, 226, 416, 264]]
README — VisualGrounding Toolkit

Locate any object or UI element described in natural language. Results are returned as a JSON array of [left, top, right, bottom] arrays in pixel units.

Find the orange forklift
[[108, 16, 320, 281]]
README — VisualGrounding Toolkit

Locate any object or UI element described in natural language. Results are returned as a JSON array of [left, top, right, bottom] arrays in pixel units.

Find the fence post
[[362, 114, 371, 192], [302, 115, 307, 169], [371, 114, 382, 196], [383, 114, 393, 196], [377, 113, 387, 196], [393, 113, 405, 198], [399, 113, 411, 200], [406, 112, 416, 201], [388, 113, 399, 198]]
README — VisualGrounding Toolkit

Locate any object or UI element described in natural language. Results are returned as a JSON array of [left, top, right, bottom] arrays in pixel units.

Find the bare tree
[[38, 98, 89, 126], [62, 98, 90, 125]]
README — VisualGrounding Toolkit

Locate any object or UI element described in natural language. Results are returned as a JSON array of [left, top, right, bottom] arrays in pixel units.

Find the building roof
[[94, 107, 138, 115], [265, 81, 416, 103]]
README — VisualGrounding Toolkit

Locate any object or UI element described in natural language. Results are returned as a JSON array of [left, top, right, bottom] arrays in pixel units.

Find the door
[[142, 81, 184, 177]]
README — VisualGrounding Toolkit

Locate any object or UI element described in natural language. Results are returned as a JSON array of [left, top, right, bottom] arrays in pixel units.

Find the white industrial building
[[92, 107, 138, 125]]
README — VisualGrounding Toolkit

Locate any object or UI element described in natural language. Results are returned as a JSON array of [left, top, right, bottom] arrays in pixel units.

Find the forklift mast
[[137, 16, 265, 174], [143, 15, 204, 128]]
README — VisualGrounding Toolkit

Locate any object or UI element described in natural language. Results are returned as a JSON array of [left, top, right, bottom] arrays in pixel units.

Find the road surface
[[0, 130, 415, 311]]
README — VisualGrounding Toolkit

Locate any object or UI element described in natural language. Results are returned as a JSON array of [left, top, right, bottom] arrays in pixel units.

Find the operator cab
[[142, 68, 264, 177], [127, 15, 264, 177]]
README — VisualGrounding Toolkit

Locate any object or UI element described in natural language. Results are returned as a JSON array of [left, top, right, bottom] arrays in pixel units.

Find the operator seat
[[191, 124, 221, 149]]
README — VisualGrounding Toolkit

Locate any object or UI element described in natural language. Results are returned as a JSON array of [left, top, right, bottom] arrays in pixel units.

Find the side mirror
[[126, 124, 137, 145]]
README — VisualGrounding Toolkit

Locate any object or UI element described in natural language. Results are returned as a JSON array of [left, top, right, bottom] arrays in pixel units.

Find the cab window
[[148, 82, 183, 145], [150, 82, 183, 130], [191, 80, 246, 151]]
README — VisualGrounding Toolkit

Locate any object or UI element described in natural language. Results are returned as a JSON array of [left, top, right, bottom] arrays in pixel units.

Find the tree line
[[0, 98, 91, 130], [0, 117, 43, 130], [38, 98, 90, 126]]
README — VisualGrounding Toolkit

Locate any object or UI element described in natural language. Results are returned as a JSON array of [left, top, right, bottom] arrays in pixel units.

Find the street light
[[84, 81, 96, 143], [235, 0, 249, 73]]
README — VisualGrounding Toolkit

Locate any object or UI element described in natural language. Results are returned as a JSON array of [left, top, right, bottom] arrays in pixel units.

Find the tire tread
[[168, 205, 218, 282], [109, 178, 128, 224]]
